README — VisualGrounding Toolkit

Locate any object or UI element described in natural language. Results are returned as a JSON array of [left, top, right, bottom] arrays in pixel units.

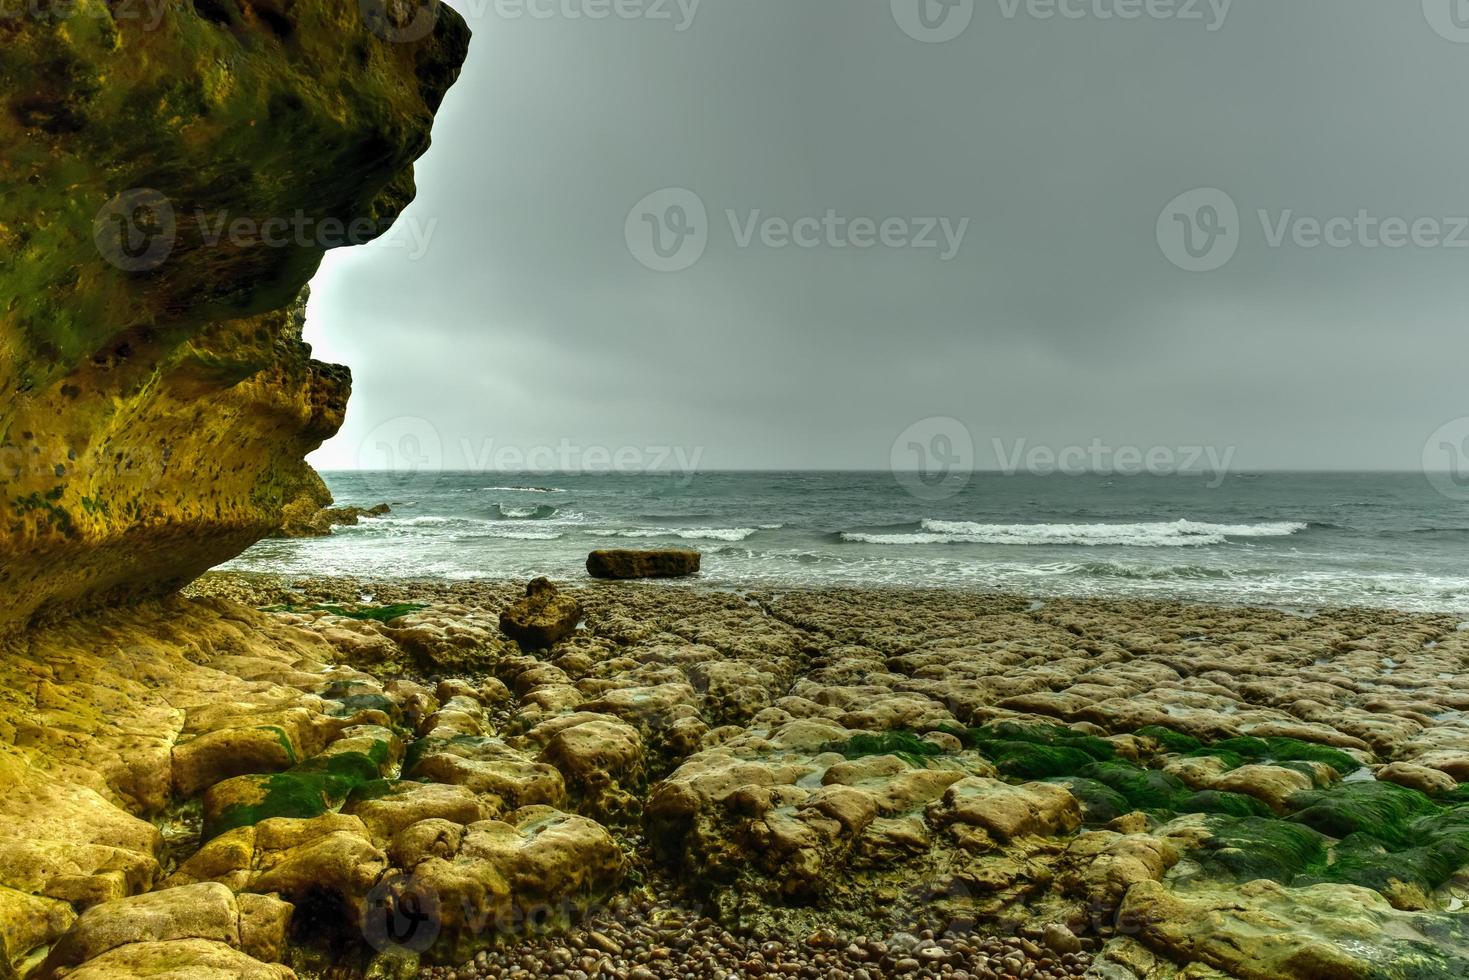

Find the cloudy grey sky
[[306, 0, 1469, 472]]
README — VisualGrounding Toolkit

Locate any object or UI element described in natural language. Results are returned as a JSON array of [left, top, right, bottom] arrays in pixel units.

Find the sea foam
[[843, 519, 1308, 548]]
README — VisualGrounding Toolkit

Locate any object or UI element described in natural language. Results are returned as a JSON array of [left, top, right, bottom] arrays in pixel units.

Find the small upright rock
[[586, 549, 701, 579], [500, 578, 583, 649]]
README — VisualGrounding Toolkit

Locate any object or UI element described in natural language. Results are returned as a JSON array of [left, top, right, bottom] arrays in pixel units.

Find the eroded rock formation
[[0, 0, 469, 630]]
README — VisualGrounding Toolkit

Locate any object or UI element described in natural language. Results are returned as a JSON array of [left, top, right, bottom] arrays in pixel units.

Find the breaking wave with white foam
[[586, 527, 759, 542], [842, 519, 1308, 548]]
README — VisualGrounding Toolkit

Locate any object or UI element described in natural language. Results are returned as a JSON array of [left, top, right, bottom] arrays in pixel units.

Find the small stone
[[1042, 923, 1082, 956]]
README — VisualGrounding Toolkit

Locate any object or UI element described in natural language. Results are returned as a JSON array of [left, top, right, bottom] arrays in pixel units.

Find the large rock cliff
[[0, 0, 470, 629]]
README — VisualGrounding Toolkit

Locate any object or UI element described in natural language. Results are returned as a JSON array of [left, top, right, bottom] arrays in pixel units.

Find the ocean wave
[[492, 503, 560, 520], [455, 530, 563, 541], [375, 515, 454, 527], [587, 527, 759, 542], [842, 519, 1308, 548], [482, 485, 566, 493]]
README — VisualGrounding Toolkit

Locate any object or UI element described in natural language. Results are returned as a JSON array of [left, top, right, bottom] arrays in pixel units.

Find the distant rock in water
[[586, 549, 701, 579], [275, 502, 391, 538], [500, 578, 582, 648]]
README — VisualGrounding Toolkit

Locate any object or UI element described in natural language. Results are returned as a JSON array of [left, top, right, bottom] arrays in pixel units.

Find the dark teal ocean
[[221, 471, 1469, 613]]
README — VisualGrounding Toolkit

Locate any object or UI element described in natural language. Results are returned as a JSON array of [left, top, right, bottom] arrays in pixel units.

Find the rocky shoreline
[[4, 572, 1464, 977]]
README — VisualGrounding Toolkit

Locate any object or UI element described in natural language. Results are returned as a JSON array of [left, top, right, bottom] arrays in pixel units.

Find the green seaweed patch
[[961, 722, 1116, 778], [1286, 789, 1469, 899], [203, 750, 386, 841], [1046, 777, 1131, 823], [966, 722, 1116, 760], [980, 742, 1102, 780], [821, 731, 946, 769], [1178, 790, 1272, 819], [1189, 736, 1361, 777], [260, 602, 427, 623], [1308, 827, 1469, 901], [1191, 815, 1328, 884], [1286, 781, 1439, 848], [1135, 725, 1204, 754], [1078, 760, 1191, 811]]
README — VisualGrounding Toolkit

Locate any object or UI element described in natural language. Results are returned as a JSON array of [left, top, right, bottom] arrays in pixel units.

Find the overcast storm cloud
[[305, 0, 1469, 472]]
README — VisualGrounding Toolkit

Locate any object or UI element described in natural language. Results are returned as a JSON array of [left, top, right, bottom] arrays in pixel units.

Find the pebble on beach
[[419, 896, 1093, 980]]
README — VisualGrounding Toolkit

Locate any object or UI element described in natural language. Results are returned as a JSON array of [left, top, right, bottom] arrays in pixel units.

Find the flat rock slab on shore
[[586, 549, 701, 579], [20, 574, 1469, 979]]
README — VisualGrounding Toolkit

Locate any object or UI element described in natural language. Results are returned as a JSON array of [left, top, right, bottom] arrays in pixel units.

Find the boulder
[[36, 883, 293, 980], [499, 579, 582, 649], [586, 550, 701, 580], [63, 940, 296, 980], [1120, 878, 1469, 979], [275, 502, 392, 538], [0, 0, 471, 629]]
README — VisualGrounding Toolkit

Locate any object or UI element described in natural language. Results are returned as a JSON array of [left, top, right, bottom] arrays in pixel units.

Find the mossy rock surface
[[1046, 777, 1131, 823], [262, 602, 427, 623], [1189, 815, 1328, 883], [1286, 781, 1440, 847], [1190, 736, 1362, 776], [821, 732, 946, 769], [1135, 725, 1204, 754], [202, 749, 387, 840], [966, 722, 1116, 761], [1178, 789, 1272, 819], [1078, 760, 1190, 811], [325, 692, 400, 720], [0, 2, 470, 629]]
